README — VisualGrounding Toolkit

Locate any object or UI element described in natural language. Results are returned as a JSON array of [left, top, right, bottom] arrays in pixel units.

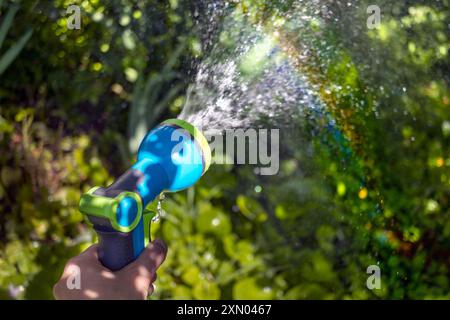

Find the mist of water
[[178, 1, 334, 134]]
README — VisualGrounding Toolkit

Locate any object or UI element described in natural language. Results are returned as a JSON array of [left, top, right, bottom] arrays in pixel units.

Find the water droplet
[[153, 193, 165, 222]]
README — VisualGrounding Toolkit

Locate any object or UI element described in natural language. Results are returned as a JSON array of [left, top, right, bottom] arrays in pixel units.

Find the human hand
[[53, 239, 167, 300]]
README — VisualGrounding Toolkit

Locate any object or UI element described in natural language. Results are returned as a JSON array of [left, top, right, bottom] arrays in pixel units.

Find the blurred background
[[0, 0, 449, 299]]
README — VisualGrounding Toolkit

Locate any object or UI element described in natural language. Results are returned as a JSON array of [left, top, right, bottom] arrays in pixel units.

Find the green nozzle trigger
[[79, 187, 142, 233], [79, 187, 156, 246]]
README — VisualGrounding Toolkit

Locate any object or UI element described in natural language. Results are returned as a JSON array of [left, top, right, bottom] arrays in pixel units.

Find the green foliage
[[0, 0, 449, 300], [0, 3, 32, 75], [128, 41, 187, 153]]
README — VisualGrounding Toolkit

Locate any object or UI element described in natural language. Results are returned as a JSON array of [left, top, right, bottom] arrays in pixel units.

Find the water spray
[[78, 119, 211, 271]]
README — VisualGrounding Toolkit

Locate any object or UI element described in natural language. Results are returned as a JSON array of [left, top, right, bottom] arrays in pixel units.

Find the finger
[[134, 277, 154, 299], [126, 239, 167, 278], [138, 239, 167, 272]]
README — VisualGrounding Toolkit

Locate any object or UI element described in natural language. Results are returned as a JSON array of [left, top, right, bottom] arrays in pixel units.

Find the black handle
[[95, 227, 136, 271]]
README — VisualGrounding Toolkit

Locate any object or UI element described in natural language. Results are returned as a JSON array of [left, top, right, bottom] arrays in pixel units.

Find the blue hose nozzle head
[[79, 119, 211, 270], [134, 118, 211, 195]]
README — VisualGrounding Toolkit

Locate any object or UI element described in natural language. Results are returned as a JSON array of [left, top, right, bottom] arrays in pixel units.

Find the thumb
[[125, 239, 168, 278]]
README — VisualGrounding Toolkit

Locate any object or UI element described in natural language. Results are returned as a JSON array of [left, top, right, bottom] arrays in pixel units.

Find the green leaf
[[236, 195, 267, 222], [0, 4, 19, 49], [196, 202, 231, 237], [285, 284, 327, 300], [192, 281, 220, 300], [0, 29, 32, 75], [0, 115, 13, 133], [172, 285, 192, 299], [181, 266, 202, 286], [233, 277, 274, 300]]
